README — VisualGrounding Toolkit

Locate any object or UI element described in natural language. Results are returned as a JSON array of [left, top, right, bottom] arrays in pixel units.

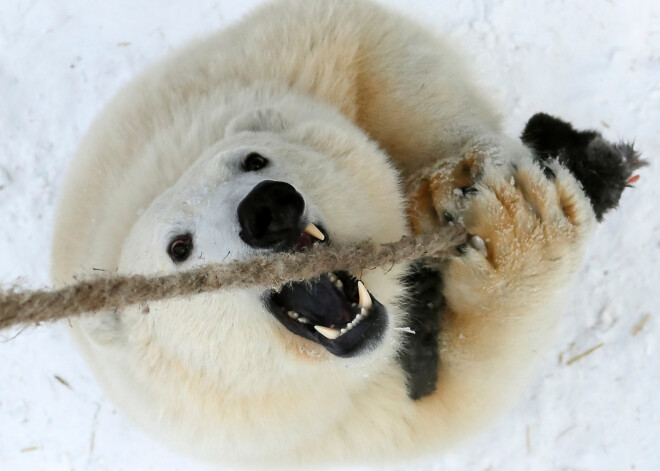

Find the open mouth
[[265, 224, 388, 357], [294, 222, 327, 250]]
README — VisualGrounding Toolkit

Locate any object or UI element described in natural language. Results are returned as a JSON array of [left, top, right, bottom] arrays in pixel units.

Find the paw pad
[[460, 185, 478, 196]]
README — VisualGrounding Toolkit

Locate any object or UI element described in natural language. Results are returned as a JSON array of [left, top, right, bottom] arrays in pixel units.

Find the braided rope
[[0, 228, 465, 331]]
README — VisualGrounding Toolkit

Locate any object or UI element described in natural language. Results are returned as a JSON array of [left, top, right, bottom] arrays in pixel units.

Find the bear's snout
[[237, 180, 305, 249]]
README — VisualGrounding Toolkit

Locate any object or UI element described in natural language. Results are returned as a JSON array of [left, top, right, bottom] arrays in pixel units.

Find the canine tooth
[[314, 325, 341, 339], [335, 279, 343, 289], [360, 307, 367, 316], [288, 310, 299, 319], [298, 317, 310, 324], [304, 223, 325, 241], [357, 281, 372, 309]]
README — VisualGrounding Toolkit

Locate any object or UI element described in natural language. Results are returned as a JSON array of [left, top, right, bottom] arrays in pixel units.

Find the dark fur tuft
[[397, 260, 444, 400], [521, 113, 647, 221]]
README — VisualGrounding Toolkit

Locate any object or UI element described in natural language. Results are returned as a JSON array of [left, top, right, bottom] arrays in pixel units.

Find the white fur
[[51, 0, 596, 468]]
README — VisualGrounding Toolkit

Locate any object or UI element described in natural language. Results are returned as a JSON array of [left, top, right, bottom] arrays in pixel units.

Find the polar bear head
[[74, 96, 414, 460]]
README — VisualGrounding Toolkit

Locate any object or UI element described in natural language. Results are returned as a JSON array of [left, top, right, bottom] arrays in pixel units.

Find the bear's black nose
[[238, 180, 305, 249]]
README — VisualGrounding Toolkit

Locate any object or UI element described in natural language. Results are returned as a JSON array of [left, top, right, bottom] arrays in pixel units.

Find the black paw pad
[[542, 165, 556, 180], [521, 113, 647, 221], [455, 243, 468, 255]]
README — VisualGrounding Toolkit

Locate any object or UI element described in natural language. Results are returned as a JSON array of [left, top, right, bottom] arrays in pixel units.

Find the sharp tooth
[[288, 310, 299, 319], [335, 279, 343, 289], [314, 325, 341, 339], [360, 307, 367, 316], [328, 273, 337, 283], [357, 281, 372, 309], [304, 223, 325, 241]]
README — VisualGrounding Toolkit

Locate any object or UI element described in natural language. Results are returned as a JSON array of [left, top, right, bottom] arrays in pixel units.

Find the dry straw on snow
[[0, 229, 465, 331]]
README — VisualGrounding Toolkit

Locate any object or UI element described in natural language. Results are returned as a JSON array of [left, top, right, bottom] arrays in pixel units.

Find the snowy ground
[[1, 0, 658, 470]]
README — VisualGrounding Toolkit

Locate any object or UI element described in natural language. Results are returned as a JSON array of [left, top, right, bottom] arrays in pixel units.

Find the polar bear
[[50, 0, 643, 468]]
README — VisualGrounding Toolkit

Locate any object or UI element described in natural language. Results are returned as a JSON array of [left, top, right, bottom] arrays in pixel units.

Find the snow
[[1, 0, 658, 469]]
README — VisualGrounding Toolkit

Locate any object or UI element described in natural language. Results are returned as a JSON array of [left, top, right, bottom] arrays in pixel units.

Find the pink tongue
[[295, 232, 315, 250]]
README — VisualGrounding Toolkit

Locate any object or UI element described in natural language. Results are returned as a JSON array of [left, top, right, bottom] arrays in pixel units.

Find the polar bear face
[[111, 107, 410, 429]]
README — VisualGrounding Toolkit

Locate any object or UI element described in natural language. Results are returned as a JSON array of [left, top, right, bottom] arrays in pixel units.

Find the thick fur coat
[[51, 0, 641, 468]]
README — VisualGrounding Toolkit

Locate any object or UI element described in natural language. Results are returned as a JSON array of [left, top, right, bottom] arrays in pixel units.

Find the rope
[[0, 228, 466, 331]]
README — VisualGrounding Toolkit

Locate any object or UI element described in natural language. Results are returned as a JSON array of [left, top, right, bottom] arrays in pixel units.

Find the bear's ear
[[78, 310, 125, 346], [520, 113, 646, 221]]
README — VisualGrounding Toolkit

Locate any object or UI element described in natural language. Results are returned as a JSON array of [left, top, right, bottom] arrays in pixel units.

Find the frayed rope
[[0, 228, 466, 331]]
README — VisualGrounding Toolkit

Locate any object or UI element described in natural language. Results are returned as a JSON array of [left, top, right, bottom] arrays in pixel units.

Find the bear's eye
[[168, 233, 193, 263], [242, 152, 269, 171]]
